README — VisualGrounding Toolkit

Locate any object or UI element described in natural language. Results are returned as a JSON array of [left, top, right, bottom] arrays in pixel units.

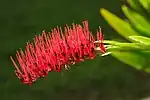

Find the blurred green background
[[1, 0, 150, 100]]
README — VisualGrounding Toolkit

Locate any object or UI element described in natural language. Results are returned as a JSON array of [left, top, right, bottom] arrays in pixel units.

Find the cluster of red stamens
[[10, 21, 106, 85]]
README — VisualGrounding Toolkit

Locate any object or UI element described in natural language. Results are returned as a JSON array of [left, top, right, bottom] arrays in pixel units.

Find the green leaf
[[129, 36, 150, 45], [104, 40, 147, 50], [100, 8, 139, 40], [111, 51, 146, 70], [140, 0, 150, 11], [109, 50, 150, 73], [122, 5, 150, 36], [127, 0, 143, 11]]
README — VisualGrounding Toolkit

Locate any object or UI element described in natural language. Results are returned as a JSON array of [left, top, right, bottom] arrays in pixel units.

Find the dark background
[[1, 0, 150, 100]]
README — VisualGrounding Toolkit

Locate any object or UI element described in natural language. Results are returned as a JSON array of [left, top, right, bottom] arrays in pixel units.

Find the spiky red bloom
[[10, 21, 106, 85]]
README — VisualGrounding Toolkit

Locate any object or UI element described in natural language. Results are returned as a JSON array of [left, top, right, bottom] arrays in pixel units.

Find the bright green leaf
[[110, 50, 150, 73], [103, 40, 146, 50], [111, 51, 146, 70], [100, 8, 139, 40], [127, 0, 143, 11], [122, 5, 150, 36], [140, 0, 150, 11], [129, 36, 150, 45]]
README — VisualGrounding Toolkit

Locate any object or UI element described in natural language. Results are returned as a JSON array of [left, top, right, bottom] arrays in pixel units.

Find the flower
[[10, 21, 106, 85]]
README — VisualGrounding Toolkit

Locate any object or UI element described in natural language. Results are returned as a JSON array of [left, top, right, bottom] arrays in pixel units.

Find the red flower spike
[[10, 21, 106, 85]]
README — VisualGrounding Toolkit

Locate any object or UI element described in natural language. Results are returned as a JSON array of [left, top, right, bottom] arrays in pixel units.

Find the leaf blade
[[111, 51, 146, 70], [122, 5, 150, 36], [129, 36, 150, 45], [100, 8, 139, 40]]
